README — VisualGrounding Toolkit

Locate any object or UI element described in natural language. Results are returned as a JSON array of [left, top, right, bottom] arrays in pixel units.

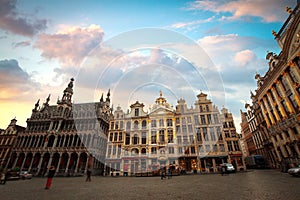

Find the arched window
[[126, 121, 131, 130], [141, 148, 146, 154], [142, 120, 147, 129], [134, 120, 138, 129]]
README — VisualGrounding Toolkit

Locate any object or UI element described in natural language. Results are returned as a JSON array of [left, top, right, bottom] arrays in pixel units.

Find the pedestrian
[[45, 166, 56, 189], [86, 168, 92, 182], [160, 165, 166, 180], [167, 165, 172, 179], [0, 170, 6, 184]]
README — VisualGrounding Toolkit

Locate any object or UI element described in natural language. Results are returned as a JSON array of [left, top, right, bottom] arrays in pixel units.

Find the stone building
[[0, 119, 25, 167], [106, 91, 245, 176], [242, 3, 300, 170], [7, 78, 112, 176]]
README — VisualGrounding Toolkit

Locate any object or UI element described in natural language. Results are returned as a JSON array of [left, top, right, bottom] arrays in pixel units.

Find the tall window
[[213, 114, 219, 124], [169, 147, 175, 154], [159, 119, 164, 127], [168, 129, 173, 143], [134, 120, 139, 129], [133, 134, 139, 144], [196, 128, 202, 142], [206, 105, 209, 112], [134, 108, 139, 116], [210, 128, 216, 141], [178, 136, 182, 144], [159, 130, 165, 142], [167, 119, 172, 126], [233, 141, 240, 151], [203, 128, 208, 141], [207, 114, 212, 124], [227, 141, 233, 151], [219, 144, 225, 152], [200, 115, 206, 124], [151, 120, 156, 128], [194, 115, 199, 125], [126, 121, 131, 130], [151, 131, 156, 144], [125, 133, 130, 145], [118, 132, 123, 141], [142, 120, 147, 129], [142, 132, 146, 144]]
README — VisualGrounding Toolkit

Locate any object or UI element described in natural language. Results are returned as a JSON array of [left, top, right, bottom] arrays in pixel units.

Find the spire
[[106, 89, 110, 102], [46, 94, 51, 103], [33, 99, 40, 111], [100, 93, 104, 102], [57, 78, 74, 106]]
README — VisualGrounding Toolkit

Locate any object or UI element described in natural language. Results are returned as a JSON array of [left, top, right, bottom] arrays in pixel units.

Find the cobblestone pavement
[[0, 170, 299, 200]]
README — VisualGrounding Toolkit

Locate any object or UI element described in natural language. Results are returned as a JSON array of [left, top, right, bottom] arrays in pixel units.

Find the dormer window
[[135, 108, 139, 116]]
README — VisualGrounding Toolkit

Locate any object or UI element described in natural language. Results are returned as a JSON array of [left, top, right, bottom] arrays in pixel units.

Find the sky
[[0, 0, 297, 132]]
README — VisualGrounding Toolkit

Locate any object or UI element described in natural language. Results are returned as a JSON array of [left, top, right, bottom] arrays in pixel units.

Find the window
[[110, 122, 114, 130], [203, 128, 208, 141], [233, 141, 240, 151], [134, 120, 138, 129], [168, 129, 173, 143], [125, 133, 130, 145], [196, 128, 202, 142], [213, 114, 219, 124], [118, 132, 122, 141], [151, 147, 157, 154], [206, 105, 210, 112], [213, 144, 218, 152], [177, 136, 182, 144], [109, 133, 113, 141], [178, 147, 183, 154], [142, 120, 147, 129], [217, 127, 222, 140], [135, 108, 139, 116], [191, 146, 196, 154], [169, 147, 175, 154], [167, 119, 172, 126], [199, 145, 204, 153], [151, 120, 156, 128], [126, 121, 131, 130], [188, 125, 193, 133], [194, 115, 199, 125], [182, 117, 186, 125], [159, 130, 165, 142], [142, 132, 146, 144], [159, 119, 164, 127], [120, 121, 124, 129], [227, 141, 233, 151], [210, 128, 216, 141], [151, 131, 156, 144], [189, 135, 194, 143], [133, 134, 139, 144], [207, 114, 212, 124], [114, 132, 118, 141], [176, 125, 181, 133], [187, 116, 192, 123], [200, 105, 203, 112], [182, 125, 187, 133], [200, 115, 206, 124], [175, 117, 180, 124], [224, 131, 230, 138]]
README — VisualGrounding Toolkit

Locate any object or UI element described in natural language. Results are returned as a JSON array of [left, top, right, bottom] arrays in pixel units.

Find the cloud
[[234, 49, 257, 66], [34, 24, 105, 67], [0, 59, 40, 101], [12, 41, 31, 48], [169, 16, 215, 30], [187, 0, 295, 22], [0, 0, 47, 36]]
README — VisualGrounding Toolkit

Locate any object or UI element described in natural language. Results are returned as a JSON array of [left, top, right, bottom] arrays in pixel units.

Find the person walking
[[86, 168, 92, 182], [45, 166, 56, 189]]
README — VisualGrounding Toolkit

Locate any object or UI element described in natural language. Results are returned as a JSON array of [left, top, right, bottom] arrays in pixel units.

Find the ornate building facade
[[242, 3, 300, 170], [0, 119, 25, 167], [106, 91, 245, 176], [6, 78, 112, 176]]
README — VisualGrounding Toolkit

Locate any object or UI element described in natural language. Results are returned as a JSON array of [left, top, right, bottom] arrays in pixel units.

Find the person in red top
[[45, 166, 56, 189]]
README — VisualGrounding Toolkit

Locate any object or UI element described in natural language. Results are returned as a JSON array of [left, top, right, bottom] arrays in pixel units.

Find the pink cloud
[[34, 24, 104, 67], [233, 49, 256, 66], [188, 0, 295, 22]]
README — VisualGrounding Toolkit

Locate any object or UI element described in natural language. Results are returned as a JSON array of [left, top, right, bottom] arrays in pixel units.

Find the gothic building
[[242, 3, 300, 170], [0, 119, 25, 167], [7, 78, 112, 176], [106, 91, 245, 176]]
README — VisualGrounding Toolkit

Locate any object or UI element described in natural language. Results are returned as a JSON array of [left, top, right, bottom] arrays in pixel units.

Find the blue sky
[[0, 0, 297, 131]]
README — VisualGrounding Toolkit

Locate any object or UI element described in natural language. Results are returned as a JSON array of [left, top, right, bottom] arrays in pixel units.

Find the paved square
[[0, 170, 299, 200]]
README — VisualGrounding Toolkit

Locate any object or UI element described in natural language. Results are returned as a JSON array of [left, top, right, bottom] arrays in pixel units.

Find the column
[[65, 153, 71, 173], [36, 154, 44, 175], [266, 92, 280, 122], [272, 84, 287, 118], [56, 153, 62, 173]]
